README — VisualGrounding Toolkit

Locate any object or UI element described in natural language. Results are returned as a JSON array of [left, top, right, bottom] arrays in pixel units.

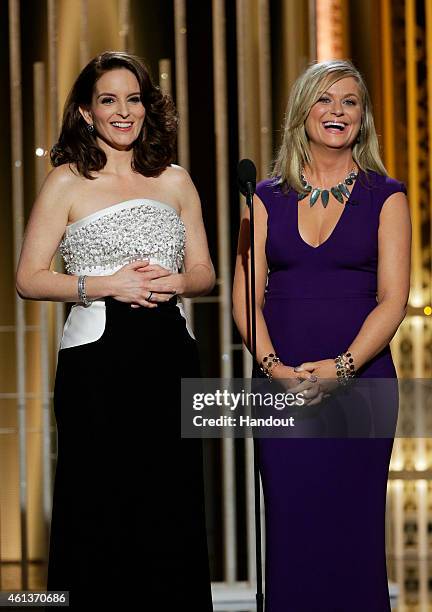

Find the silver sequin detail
[[59, 203, 186, 274]]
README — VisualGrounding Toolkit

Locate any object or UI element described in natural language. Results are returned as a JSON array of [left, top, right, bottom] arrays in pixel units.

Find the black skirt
[[47, 296, 213, 610]]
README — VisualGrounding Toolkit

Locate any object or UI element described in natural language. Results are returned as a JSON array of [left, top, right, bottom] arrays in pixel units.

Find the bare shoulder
[[164, 163, 191, 181], [380, 190, 411, 223], [45, 162, 81, 186], [35, 163, 82, 215], [379, 191, 411, 247], [25, 164, 80, 232], [161, 164, 198, 211], [40, 163, 81, 200], [381, 189, 409, 209], [163, 164, 193, 189]]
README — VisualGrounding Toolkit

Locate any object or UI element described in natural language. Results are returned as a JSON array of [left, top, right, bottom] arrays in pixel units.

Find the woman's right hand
[[109, 260, 176, 309], [271, 364, 313, 387], [272, 363, 325, 405]]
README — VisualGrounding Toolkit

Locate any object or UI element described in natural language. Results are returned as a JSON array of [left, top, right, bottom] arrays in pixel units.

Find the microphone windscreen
[[238, 158, 257, 196]]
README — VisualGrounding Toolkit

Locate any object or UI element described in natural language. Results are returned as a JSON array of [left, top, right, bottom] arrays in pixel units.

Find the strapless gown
[[254, 170, 407, 612], [46, 198, 213, 610]]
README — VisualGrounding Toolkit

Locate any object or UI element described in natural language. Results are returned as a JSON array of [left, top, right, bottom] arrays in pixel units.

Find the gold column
[[257, 0, 272, 177], [316, 0, 349, 61], [48, 0, 65, 359], [8, 0, 28, 587], [308, 0, 317, 61], [213, 0, 238, 586], [405, 0, 422, 306], [79, 0, 89, 68], [380, 0, 395, 175], [426, 0, 432, 313], [235, 0, 275, 591], [33, 61, 51, 573], [174, 0, 189, 171], [119, 0, 132, 52], [158, 59, 172, 96], [173, 0, 193, 331], [273, 0, 310, 146]]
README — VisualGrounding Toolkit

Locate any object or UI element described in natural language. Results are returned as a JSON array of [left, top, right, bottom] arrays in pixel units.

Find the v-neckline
[[296, 169, 362, 250]]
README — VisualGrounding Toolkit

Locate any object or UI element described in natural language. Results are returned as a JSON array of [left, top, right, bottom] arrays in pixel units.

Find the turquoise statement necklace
[[298, 166, 358, 208]]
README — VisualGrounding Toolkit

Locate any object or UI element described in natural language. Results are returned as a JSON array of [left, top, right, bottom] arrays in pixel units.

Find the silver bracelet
[[78, 275, 92, 307], [259, 353, 282, 382]]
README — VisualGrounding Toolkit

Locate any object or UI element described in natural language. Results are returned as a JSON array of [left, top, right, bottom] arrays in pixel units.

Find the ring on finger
[[147, 291, 153, 301]]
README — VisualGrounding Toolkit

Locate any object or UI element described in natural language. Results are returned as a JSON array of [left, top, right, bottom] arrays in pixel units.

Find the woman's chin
[[97, 134, 137, 151]]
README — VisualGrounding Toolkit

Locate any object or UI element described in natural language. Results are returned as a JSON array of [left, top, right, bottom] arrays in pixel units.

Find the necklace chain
[[298, 166, 359, 208]]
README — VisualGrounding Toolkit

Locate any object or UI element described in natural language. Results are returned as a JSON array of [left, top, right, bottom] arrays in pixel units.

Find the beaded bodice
[[59, 199, 186, 275]]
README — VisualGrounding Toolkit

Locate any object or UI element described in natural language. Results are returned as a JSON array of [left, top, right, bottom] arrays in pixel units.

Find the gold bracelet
[[334, 351, 356, 386]]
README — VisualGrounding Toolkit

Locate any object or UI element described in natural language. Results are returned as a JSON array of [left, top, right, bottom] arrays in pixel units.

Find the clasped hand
[[111, 259, 185, 309], [275, 359, 340, 406]]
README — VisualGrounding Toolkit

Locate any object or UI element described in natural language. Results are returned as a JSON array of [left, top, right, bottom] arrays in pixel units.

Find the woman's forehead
[[319, 75, 360, 95], [95, 68, 139, 92]]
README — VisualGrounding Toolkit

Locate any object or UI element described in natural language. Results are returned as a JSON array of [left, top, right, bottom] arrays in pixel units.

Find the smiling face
[[79, 67, 146, 150], [304, 76, 362, 151]]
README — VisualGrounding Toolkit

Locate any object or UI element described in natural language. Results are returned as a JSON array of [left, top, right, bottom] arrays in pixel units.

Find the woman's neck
[[304, 146, 356, 187], [95, 136, 135, 177]]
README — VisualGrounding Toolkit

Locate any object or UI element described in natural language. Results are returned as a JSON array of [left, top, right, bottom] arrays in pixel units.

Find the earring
[[87, 123, 95, 133], [356, 125, 363, 144]]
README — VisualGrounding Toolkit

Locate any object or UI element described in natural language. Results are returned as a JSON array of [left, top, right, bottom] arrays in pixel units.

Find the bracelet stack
[[78, 275, 93, 307], [334, 351, 356, 386], [260, 353, 282, 382]]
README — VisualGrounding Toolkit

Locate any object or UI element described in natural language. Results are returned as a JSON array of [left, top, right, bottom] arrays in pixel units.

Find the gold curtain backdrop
[[0, 0, 431, 608]]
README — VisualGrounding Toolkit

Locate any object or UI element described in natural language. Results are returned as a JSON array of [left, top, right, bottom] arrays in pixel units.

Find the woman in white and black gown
[[16, 51, 215, 610]]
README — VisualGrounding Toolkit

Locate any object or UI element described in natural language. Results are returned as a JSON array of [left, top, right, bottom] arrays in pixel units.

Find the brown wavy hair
[[50, 50, 178, 179]]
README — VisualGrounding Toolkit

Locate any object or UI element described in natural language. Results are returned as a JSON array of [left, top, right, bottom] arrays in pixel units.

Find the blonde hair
[[272, 59, 387, 193]]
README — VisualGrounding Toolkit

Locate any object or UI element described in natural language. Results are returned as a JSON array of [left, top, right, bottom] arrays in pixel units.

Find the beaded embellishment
[[59, 201, 186, 275]]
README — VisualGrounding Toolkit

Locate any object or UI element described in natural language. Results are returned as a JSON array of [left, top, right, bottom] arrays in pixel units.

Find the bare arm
[[16, 165, 113, 302], [233, 195, 271, 363], [346, 191, 411, 369], [174, 166, 216, 297], [233, 195, 295, 371]]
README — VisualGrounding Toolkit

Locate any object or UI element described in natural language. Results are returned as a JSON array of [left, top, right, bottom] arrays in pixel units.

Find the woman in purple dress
[[233, 60, 411, 611]]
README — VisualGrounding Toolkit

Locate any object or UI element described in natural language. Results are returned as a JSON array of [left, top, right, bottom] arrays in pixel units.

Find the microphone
[[238, 158, 257, 199], [237, 155, 266, 612]]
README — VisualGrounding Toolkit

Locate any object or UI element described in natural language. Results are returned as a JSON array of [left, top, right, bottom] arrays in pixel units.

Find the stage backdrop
[[0, 0, 431, 608]]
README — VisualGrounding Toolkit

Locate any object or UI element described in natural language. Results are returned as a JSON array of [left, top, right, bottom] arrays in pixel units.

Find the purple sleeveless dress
[[254, 169, 407, 612]]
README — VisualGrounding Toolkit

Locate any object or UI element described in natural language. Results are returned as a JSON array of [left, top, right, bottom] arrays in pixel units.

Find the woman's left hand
[[289, 359, 339, 405], [130, 264, 186, 308]]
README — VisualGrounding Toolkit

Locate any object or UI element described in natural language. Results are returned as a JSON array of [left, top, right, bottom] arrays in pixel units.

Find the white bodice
[[59, 198, 185, 275], [57, 198, 194, 349]]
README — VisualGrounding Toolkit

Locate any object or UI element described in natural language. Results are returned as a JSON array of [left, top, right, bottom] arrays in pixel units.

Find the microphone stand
[[246, 180, 264, 612]]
